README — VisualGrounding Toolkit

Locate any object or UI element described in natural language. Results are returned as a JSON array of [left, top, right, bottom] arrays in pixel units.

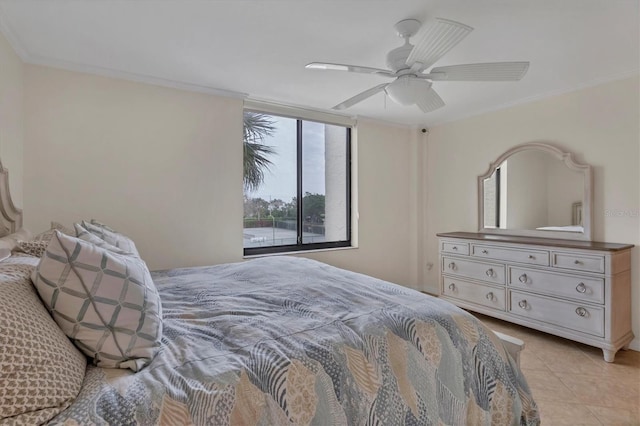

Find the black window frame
[[243, 112, 352, 256]]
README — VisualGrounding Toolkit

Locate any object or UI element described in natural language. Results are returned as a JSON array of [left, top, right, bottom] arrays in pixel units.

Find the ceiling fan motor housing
[[386, 44, 414, 72]]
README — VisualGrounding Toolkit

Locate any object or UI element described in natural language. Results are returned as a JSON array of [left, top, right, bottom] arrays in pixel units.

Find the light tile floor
[[474, 313, 640, 425]]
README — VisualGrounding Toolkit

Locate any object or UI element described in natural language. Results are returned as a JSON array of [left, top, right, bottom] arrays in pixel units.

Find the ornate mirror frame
[[478, 142, 592, 241]]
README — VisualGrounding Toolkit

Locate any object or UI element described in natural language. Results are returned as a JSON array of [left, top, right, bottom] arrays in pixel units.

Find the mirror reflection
[[482, 150, 584, 233]]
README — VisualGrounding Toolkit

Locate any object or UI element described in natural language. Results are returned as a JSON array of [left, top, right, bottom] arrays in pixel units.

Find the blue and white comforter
[[50, 256, 539, 425]]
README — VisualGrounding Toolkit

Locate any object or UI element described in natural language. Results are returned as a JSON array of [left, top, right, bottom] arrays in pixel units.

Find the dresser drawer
[[509, 291, 604, 337], [441, 241, 469, 255], [442, 256, 505, 285], [442, 277, 505, 311], [471, 244, 549, 266], [552, 252, 605, 274], [509, 267, 604, 304]]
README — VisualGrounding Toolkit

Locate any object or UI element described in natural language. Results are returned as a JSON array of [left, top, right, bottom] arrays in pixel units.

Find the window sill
[[243, 245, 358, 259]]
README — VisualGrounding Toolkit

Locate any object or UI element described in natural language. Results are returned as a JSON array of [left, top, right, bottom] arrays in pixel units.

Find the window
[[483, 166, 500, 228], [483, 162, 507, 229], [243, 110, 351, 255]]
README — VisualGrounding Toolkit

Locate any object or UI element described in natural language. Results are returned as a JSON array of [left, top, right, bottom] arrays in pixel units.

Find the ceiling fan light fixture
[[385, 76, 431, 106]]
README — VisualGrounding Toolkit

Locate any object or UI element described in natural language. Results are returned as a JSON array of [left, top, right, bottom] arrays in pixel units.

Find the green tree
[[243, 112, 276, 192], [303, 193, 325, 223], [243, 195, 270, 219]]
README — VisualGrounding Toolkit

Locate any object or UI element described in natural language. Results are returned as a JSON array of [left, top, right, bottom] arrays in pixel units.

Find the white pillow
[[80, 220, 139, 257], [89, 218, 116, 232], [74, 223, 134, 256], [32, 231, 162, 371]]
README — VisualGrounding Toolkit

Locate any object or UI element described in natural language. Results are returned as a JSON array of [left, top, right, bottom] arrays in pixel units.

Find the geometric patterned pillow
[[79, 220, 139, 257], [32, 231, 162, 372], [0, 255, 87, 424], [73, 223, 134, 256]]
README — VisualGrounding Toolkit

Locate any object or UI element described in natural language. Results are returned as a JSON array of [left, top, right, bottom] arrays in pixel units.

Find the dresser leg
[[602, 349, 616, 362]]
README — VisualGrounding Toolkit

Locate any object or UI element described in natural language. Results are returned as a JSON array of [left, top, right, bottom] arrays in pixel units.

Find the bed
[[0, 162, 539, 425]]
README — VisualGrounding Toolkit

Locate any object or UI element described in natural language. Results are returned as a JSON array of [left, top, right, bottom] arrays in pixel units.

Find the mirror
[[478, 142, 592, 240]]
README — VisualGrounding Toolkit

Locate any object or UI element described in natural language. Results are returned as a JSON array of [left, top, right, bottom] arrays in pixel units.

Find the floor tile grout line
[[553, 368, 640, 411], [584, 404, 625, 426], [549, 370, 583, 404]]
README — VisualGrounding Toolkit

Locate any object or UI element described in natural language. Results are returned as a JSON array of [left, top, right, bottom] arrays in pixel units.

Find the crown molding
[[245, 97, 356, 126], [26, 53, 247, 99], [0, 6, 246, 100], [0, 6, 28, 61], [426, 69, 640, 128], [2, 5, 636, 126]]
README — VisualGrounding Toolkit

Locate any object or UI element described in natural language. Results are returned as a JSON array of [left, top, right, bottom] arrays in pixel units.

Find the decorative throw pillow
[[32, 221, 76, 243], [13, 222, 76, 258], [74, 223, 134, 256], [15, 240, 49, 257], [89, 218, 117, 232], [0, 255, 86, 424], [32, 231, 162, 371], [80, 220, 139, 257]]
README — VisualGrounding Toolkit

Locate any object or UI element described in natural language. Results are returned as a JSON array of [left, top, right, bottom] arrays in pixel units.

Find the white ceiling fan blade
[[406, 18, 473, 71], [306, 62, 394, 77], [429, 62, 530, 81], [332, 83, 388, 110], [416, 87, 445, 113]]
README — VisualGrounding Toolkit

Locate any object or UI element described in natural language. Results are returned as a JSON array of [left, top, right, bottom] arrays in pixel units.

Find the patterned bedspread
[[50, 256, 539, 425]]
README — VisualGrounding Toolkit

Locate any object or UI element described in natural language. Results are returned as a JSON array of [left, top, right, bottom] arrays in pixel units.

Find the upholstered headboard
[[0, 160, 23, 237]]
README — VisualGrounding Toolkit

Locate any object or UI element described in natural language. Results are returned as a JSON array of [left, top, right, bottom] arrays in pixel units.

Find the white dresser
[[438, 232, 634, 362]]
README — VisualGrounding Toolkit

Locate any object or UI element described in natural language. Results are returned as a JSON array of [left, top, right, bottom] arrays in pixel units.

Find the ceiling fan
[[306, 18, 530, 113]]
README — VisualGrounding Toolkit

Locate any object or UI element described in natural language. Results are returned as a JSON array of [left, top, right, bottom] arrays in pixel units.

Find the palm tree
[[243, 112, 276, 192]]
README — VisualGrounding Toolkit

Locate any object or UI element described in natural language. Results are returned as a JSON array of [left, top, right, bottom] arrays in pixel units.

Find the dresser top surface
[[437, 232, 634, 252]]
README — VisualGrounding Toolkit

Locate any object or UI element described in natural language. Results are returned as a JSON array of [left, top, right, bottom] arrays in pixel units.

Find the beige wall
[[24, 65, 245, 270], [22, 65, 419, 289], [506, 151, 548, 229], [546, 158, 583, 226], [302, 120, 416, 288], [0, 32, 24, 208], [425, 76, 640, 349]]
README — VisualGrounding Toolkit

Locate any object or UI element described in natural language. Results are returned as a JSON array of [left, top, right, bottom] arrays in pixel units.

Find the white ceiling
[[0, 0, 638, 127]]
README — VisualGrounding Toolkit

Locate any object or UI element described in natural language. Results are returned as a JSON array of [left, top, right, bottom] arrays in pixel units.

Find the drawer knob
[[448, 283, 456, 291], [528, 255, 535, 259], [486, 268, 494, 277], [518, 300, 528, 309], [486, 292, 494, 301], [575, 307, 588, 317], [452, 246, 458, 251], [574, 259, 583, 265], [448, 262, 456, 270], [482, 249, 489, 254], [518, 273, 528, 283], [576, 282, 587, 293]]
